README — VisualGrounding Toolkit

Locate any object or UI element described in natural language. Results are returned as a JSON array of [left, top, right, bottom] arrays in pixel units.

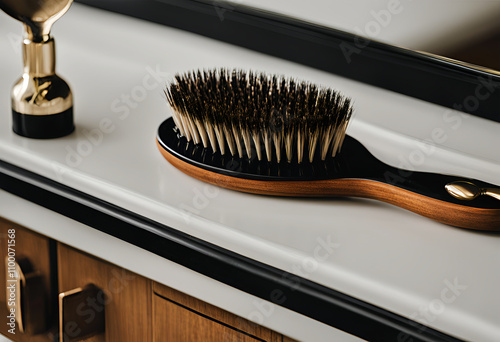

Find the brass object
[[59, 284, 105, 342], [446, 181, 500, 201], [0, 0, 74, 138], [4, 257, 48, 334]]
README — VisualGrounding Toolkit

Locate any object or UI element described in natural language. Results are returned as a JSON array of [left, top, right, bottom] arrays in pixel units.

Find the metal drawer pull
[[5, 257, 47, 334], [58, 284, 105, 342]]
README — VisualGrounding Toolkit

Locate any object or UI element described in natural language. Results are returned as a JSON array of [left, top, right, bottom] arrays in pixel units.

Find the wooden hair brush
[[156, 69, 500, 231]]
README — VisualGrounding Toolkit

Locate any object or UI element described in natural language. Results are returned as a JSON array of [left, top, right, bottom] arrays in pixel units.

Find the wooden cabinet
[[0, 219, 296, 342], [57, 244, 152, 342], [153, 283, 281, 342], [0, 218, 57, 342]]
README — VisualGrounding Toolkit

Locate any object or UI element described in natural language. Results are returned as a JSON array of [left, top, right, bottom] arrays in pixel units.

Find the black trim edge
[[0, 160, 462, 342], [75, 0, 500, 123]]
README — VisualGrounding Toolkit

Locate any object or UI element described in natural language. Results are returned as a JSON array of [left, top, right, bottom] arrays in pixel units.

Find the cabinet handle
[[58, 284, 105, 342], [4, 256, 47, 334]]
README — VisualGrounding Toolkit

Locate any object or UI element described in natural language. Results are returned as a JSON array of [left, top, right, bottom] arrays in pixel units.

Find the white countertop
[[1, 3, 500, 341]]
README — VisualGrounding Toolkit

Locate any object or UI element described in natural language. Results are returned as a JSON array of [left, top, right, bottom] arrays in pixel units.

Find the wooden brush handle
[[282, 177, 500, 231], [158, 140, 500, 231], [157, 118, 500, 231]]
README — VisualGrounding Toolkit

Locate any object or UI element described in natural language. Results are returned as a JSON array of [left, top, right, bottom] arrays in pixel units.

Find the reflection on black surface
[[158, 118, 500, 209]]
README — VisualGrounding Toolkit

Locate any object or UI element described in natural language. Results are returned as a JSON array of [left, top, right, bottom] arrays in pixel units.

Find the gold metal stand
[[0, 0, 74, 139]]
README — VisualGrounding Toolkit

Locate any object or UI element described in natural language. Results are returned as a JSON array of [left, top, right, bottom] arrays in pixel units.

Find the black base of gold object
[[12, 108, 74, 139]]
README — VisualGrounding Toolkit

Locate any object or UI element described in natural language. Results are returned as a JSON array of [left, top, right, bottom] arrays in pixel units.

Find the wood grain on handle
[[158, 141, 500, 231]]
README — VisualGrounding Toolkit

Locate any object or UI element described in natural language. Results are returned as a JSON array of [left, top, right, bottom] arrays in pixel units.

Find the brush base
[[12, 108, 74, 139], [157, 117, 500, 231]]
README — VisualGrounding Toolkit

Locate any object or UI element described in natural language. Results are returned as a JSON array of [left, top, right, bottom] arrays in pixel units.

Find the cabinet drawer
[[153, 283, 291, 342], [0, 218, 57, 342], [153, 295, 264, 342], [0, 217, 296, 342], [57, 243, 152, 342]]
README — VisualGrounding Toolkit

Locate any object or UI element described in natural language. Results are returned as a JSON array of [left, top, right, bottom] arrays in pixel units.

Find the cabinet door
[[153, 282, 286, 342], [0, 217, 57, 342], [57, 243, 152, 342]]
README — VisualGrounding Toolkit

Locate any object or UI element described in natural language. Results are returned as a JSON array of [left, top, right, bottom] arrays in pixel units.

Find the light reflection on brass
[[0, 0, 73, 116], [0, 0, 73, 43], [446, 181, 500, 201], [59, 285, 105, 342]]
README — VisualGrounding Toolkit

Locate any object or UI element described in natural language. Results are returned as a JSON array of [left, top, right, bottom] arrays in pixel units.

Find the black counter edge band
[[75, 0, 500, 123], [0, 160, 463, 342]]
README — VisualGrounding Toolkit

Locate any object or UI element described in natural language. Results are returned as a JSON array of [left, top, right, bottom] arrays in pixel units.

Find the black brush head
[[157, 117, 380, 181]]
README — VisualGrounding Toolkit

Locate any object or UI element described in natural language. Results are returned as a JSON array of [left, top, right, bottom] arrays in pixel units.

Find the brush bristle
[[165, 68, 353, 163]]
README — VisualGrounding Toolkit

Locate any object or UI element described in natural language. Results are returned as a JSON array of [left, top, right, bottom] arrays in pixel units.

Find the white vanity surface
[[1, 3, 500, 341]]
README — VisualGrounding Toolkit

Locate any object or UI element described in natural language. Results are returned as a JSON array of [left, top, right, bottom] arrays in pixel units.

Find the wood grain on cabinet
[[153, 282, 287, 342], [57, 243, 152, 342], [0, 217, 56, 342], [0, 219, 297, 342]]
